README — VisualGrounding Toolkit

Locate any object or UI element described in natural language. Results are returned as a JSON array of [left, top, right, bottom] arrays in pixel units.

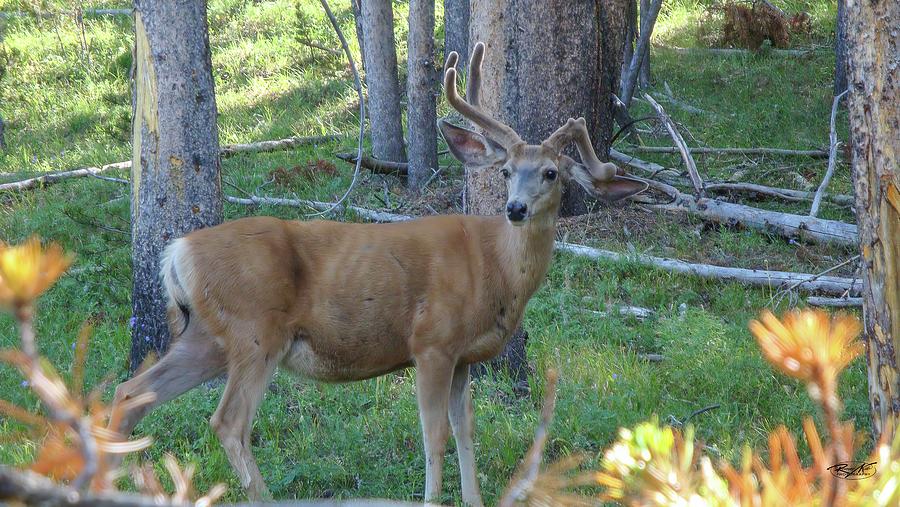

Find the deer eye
[[500, 167, 510, 179], [544, 169, 558, 181]]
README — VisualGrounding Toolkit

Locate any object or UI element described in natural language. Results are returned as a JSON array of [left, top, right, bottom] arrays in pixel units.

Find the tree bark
[[467, 0, 626, 380], [361, 0, 406, 163], [406, 0, 439, 190], [834, 0, 848, 94], [130, 1, 223, 369], [350, 0, 365, 72], [443, 0, 469, 70], [846, 0, 900, 443], [638, 0, 651, 88], [622, 0, 636, 76]]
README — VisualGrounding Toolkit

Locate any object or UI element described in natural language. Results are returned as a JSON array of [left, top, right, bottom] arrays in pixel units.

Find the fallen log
[[0, 162, 131, 192], [220, 134, 344, 158], [555, 241, 860, 296], [336, 152, 408, 175], [648, 187, 858, 247], [806, 296, 862, 307], [628, 145, 829, 158]]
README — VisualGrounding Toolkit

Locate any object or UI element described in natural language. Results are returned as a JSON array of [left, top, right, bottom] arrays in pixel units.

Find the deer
[[109, 42, 648, 506]]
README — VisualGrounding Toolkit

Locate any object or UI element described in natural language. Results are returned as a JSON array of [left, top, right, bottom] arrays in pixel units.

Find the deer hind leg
[[210, 345, 280, 501], [449, 363, 483, 507], [112, 325, 227, 437], [415, 349, 455, 505]]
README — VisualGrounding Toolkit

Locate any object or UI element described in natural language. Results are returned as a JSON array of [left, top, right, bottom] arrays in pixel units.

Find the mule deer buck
[[110, 42, 647, 505]]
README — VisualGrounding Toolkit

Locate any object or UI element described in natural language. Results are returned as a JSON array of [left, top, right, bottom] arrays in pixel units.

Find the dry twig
[[643, 94, 704, 196], [809, 89, 849, 217]]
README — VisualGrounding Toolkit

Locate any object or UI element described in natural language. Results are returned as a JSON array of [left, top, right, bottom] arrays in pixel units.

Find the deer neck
[[496, 212, 557, 299]]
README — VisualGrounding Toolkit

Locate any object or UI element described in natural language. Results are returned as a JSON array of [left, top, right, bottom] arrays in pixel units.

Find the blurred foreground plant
[[507, 309, 898, 507], [0, 237, 225, 503]]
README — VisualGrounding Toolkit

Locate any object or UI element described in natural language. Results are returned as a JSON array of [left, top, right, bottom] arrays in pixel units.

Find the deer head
[[440, 42, 648, 225]]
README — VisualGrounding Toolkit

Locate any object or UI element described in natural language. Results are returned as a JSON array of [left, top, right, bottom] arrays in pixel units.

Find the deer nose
[[506, 201, 528, 222]]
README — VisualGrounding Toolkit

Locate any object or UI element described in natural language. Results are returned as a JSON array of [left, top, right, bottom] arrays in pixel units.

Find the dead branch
[[704, 182, 853, 206], [809, 89, 849, 217], [661, 81, 706, 114], [0, 466, 419, 507], [643, 94, 704, 196], [628, 145, 829, 158], [224, 195, 413, 223], [498, 370, 559, 507], [220, 135, 344, 158], [336, 152, 408, 175], [612, 149, 853, 205], [555, 242, 860, 296], [0, 162, 131, 192], [638, 353, 666, 362], [305, 0, 365, 218], [806, 296, 862, 307], [298, 39, 342, 56]]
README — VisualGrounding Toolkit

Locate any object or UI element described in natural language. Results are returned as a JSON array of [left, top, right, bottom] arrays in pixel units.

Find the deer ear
[[565, 159, 648, 202], [439, 119, 507, 167]]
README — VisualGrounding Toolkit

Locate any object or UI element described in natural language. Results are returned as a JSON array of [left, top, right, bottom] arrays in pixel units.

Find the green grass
[[0, 1, 867, 504]]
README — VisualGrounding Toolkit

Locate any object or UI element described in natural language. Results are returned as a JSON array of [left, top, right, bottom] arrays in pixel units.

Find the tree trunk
[[638, 0, 651, 88], [834, 0, 848, 94], [622, 0, 636, 77], [406, 0, 439, 190], [467, 0, 627, 380], [443, 0, 469, 70], [351, 0, 365, 72], [361, 0, 406, 163], [846, 0, 900, 443], [130, 1, 223, 369]]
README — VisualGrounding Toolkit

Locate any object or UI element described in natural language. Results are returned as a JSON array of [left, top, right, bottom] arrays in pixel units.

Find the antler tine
[[443, 43, 522, 148], [442, 51, 459, 80], [543, 118, 618, 181], [466, 42, 485, 107]]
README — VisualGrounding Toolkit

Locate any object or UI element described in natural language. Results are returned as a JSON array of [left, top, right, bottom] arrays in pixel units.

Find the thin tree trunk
[[834, 0, 848, 94], [406, 0, 439, 190], [350, 0, 365, 72], [130, 1, 223, 369], [622, 0, 636, 76], [846, 0, 900, 443], [638, 0, 651, 88], [361, 0, 406, 162], [443, 0, 469, 72]]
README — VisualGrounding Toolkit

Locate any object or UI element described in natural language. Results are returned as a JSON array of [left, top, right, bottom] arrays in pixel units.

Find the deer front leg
[[415, 349, 454, 504], [449, 363, 484, 507]]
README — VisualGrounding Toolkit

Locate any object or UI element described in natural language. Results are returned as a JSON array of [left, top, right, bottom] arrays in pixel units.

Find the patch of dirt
[[268, 159, 337, 188]]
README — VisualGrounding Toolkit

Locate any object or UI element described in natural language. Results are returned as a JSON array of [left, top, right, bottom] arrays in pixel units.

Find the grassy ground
[[0, 0, 867, 504]]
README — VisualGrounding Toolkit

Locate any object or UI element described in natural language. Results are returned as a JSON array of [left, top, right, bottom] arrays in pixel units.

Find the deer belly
[[280, 331, 411, 382]]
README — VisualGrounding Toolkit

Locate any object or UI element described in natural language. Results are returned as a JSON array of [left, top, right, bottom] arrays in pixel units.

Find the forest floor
[[0, 0, 864, 505]]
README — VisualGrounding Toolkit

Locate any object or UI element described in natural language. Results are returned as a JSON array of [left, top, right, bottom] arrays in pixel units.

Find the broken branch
[[0, 162, 131, 192], [643, 94, 704, 196], [806, 296, 862, 307], [336, 152, 408, 175], [809, 89, 849, 217]]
